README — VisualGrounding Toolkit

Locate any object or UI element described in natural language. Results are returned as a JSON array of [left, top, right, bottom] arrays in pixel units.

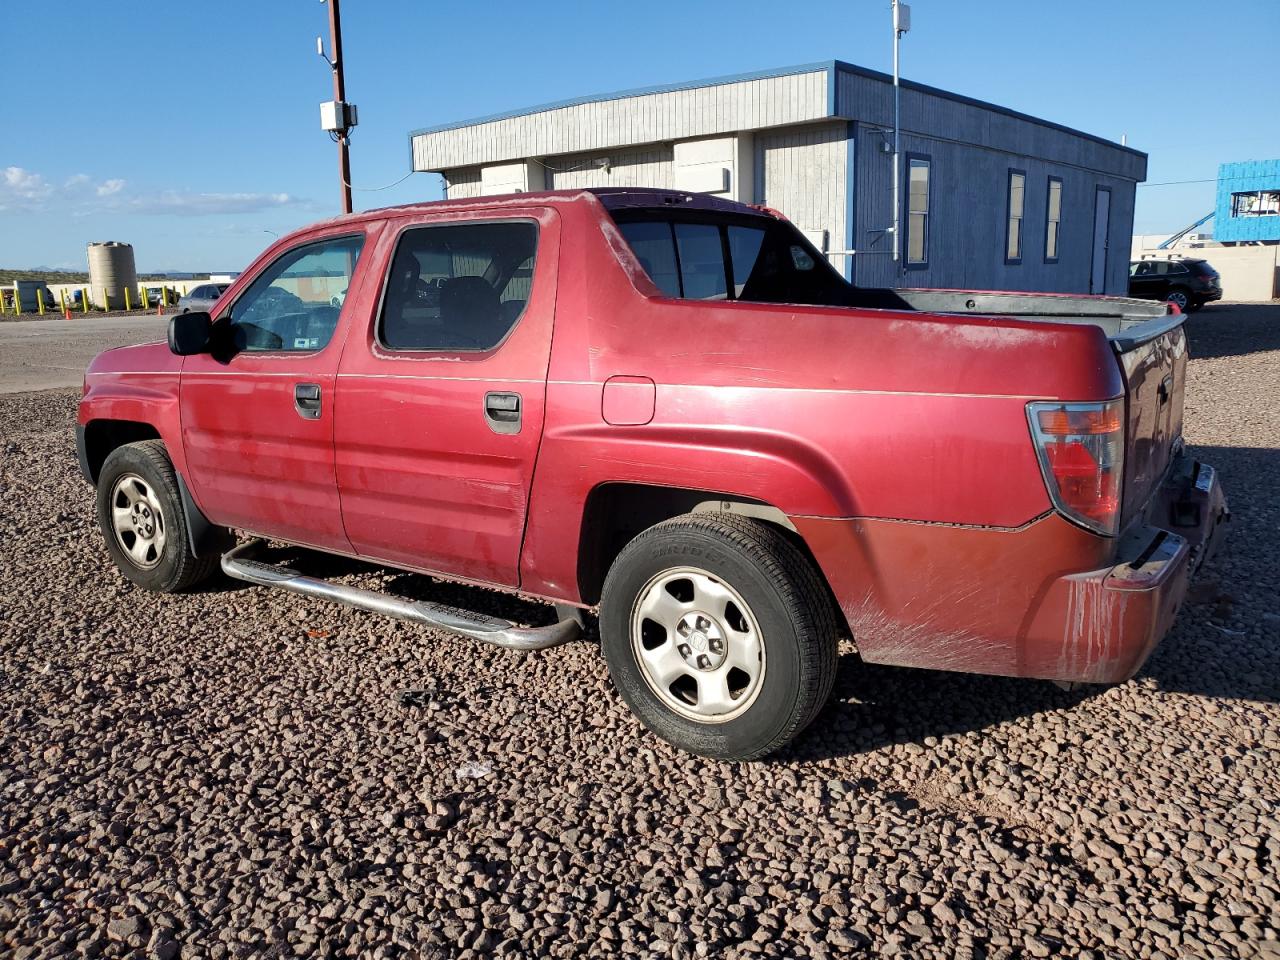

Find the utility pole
[[318, 0, 357, 214], [890, 0, 910, 265]]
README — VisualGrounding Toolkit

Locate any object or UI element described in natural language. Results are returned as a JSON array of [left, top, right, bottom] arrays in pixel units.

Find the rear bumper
[[1199, 287, 1223, 303], [1023, 455, 1229, 682], [793, 454, 1229, 685]]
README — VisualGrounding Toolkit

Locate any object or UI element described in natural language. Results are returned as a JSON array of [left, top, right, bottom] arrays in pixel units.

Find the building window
[[904, 154, 931, 269], [1005, 169, 1026, 264], [1045, 176, 1062, 263], [1231, 190, 1280, 217]]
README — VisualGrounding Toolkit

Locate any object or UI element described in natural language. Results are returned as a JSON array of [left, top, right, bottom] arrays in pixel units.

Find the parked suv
[[77, 188, 1227, 759], [1128, 257, 1221, 312]]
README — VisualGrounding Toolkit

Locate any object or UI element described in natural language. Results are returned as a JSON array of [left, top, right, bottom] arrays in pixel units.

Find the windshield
[[612, 210, 861, 308]]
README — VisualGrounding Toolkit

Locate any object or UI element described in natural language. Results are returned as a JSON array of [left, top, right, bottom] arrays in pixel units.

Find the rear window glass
[[727, 226, 766, 297], [674, 223, 727, 300], [619, 221, 680, 297], [615, 214, 850, 307]]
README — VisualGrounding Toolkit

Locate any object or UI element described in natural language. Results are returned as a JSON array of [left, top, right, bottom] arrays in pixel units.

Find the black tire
[[96, 440, 219, 592], [1165, 287, 1192, 312], [599, 514, 838, 760]]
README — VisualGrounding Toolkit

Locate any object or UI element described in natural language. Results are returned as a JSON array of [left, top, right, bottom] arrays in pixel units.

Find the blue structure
[[1215, 160, 1280, 243]]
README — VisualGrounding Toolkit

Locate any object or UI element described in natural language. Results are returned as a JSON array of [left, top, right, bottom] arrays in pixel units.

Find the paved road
[[0, 315, 169, 394]]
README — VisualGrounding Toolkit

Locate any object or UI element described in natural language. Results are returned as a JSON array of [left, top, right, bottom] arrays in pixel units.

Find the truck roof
[[306, 186, 773, 233]]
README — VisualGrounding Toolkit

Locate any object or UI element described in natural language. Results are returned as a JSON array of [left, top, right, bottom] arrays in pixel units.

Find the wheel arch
[[574, 482, 843, 631], [79, 421, 230, 559], [78, 418, 161, 484]]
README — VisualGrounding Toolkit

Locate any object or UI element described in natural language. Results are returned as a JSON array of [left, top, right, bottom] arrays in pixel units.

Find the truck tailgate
[[1116, 318, 1187, 528]]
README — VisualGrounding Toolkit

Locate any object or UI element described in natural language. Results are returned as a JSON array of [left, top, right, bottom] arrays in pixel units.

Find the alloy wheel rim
[[1168, 291, 1188, 309], [109, 473, 167, 569], [630, 566, 765, 723]]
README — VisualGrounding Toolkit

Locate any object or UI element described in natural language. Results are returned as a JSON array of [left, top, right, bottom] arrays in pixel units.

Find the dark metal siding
[[839, 70, 1143, 294]]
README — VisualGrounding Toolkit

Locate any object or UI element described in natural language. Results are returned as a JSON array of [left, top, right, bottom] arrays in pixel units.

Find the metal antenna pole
[[891, 0, 902, 265], [327, 0, 353, 214]]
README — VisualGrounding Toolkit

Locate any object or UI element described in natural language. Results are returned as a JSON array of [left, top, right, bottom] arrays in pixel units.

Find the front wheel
[[96, 440, 219, 592], [600, 514, 838, 760]]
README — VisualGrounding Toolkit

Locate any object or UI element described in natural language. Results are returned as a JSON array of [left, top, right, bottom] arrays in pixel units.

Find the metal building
[[408, 61, 1147, 295], [1214, 159, 1280, 244]]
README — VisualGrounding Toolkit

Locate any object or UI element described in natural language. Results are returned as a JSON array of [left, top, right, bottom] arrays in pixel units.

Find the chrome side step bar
[[221, 539, 581, 651]]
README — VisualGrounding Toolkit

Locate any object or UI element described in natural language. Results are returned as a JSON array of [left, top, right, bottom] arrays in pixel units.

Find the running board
[[221, 539, 581, 651]]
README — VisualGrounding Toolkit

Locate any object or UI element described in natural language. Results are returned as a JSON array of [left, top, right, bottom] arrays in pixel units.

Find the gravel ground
[[1, 303, 1278, 959]]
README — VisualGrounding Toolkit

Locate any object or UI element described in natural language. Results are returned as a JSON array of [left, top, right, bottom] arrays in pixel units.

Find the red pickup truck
[[77, 188, 1228, 759]]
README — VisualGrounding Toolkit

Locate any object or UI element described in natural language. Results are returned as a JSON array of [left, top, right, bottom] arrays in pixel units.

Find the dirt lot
[[0, 315, 169, 394], [1, 304, 1277, 959]]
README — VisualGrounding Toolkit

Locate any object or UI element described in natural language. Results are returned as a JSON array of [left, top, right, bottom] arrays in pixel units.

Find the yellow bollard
[[59, 289, 67, 313], [104, 289, 110, 312], [37, 288, 45, 315], [125, 286, 132, 312], [162, 286, 169, 308], [81, 287, 89, 314]]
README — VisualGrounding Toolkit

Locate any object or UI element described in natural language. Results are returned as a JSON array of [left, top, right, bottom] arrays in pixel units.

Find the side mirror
[[168, 311, 212, 355]]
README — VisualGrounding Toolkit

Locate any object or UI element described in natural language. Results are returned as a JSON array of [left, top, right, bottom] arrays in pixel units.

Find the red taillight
[[1028, 400, 1125, 536]]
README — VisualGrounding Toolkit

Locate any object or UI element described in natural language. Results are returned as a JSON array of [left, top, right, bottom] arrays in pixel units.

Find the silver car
[[177, 282, 230, 314]]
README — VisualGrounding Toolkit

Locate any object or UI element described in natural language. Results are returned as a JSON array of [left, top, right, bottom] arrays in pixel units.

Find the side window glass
[[618, 222, 680, 297], [673, 223, 728, 300], [789, 246, 816, 271], [229, 235, 364, 352], [380, 221, 538, 351]]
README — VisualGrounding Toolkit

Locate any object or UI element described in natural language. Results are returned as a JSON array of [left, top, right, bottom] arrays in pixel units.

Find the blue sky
[[4, 0, 1277, 272]]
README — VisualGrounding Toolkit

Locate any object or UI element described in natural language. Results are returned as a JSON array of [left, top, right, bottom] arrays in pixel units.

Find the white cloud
[[2, 166, 304, 218], [124, 190, 301, 216], [3, 166, 53, 200]]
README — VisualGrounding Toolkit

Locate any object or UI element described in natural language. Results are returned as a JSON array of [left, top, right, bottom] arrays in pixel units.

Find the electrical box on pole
[[320, 101, 359, 133], [894, 2, 911, 33]]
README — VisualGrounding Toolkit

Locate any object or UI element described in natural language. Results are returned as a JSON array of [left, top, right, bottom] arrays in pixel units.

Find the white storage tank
[[87, 241, 139, 310]]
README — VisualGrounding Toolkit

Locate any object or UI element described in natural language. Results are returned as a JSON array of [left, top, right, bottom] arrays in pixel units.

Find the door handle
[[294, 382, 322, 419], [484, 391, 521, 435]]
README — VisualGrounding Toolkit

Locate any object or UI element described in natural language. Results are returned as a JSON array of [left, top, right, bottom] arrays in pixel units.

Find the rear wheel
[[1165, 287, 1191, 312], [96, 441, 219, 592], [599, 514, 838, 760]]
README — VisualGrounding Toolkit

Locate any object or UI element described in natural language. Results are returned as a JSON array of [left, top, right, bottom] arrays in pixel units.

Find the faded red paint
[[79, 189, 1228, 685]]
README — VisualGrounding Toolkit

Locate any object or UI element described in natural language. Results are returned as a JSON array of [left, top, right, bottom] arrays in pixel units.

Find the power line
[[1139, 178, 1216, 187], [342, 170, 416, 192], [1140, 175, 1279, 187]]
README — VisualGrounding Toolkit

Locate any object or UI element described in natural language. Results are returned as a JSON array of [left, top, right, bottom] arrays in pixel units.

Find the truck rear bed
[[893, 288, 1187, 532]]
